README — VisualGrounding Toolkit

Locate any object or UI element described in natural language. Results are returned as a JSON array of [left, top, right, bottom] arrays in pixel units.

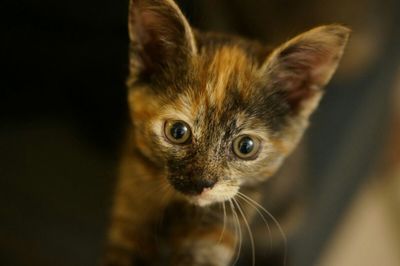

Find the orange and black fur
[[103, 0, 350, 265]]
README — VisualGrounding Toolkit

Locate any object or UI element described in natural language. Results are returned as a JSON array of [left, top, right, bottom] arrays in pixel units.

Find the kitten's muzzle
[[169, 176, 217, 196]]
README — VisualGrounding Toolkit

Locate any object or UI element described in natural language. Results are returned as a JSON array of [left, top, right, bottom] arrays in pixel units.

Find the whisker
[[228, 200, 239, 264], [233, 197, 255, 266], [236, 193, 273, 250], [237, 192, 287, 266], [218, 201, 227, 243], [229, 199, 242, 266]]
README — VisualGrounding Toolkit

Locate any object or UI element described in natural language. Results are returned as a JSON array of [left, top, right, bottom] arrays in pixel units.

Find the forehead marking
[[205, 46, 254, 109]]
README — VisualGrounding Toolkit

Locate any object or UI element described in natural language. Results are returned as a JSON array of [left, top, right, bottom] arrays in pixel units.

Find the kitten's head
[[128, 0, 350, 206]]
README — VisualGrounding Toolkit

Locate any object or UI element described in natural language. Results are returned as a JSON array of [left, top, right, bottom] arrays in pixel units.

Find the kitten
[[103, 0, 350, 265]]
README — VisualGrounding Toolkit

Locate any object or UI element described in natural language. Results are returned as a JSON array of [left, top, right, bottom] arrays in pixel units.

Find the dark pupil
[[239, 137, 254, 154], [170, 122, 187, 140]]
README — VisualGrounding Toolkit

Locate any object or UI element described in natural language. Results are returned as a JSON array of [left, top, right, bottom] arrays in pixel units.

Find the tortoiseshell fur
[[103, 0, 350, 265]]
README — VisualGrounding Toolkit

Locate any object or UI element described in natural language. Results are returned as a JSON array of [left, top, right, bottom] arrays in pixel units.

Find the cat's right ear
[[261, 25, 350, 119], [128, 0, 197, 79]]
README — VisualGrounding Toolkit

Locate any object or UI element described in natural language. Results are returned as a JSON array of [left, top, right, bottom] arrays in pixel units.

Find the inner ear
[[262, 25, 350, 116], [129, 0, 197, 78]]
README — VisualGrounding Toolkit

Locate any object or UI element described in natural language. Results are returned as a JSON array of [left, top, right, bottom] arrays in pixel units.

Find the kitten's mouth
[[167, 175, 239, 206], [187, 184, 239, 207]]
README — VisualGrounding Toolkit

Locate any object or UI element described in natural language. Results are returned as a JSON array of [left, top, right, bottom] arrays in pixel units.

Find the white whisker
[[229, 199, 242, 266], [233, 197, 255, 266], [236, 193, 273, 250], [218, 201, 227, 243], [237, 191, 287, 266]]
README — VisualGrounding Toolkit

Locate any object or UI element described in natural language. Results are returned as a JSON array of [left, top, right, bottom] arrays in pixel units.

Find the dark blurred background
[[1, 0, 399, 265]]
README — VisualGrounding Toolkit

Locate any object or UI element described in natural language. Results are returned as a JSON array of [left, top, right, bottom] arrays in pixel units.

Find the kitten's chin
[[187, 184, 240, 207]]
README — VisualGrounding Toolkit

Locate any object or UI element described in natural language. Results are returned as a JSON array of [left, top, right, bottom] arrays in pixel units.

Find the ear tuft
[[263, 25, 350, 117]]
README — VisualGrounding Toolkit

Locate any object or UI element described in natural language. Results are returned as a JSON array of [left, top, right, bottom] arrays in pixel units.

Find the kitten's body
[[103, 0, 349, 265]]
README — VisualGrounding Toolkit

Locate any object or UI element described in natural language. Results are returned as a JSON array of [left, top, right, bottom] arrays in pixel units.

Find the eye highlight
[[164, 120, 192, 144], [232, 135, 260, 160]]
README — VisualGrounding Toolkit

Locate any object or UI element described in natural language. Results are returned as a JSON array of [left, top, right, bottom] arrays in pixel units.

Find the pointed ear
[[262, 25, 350, 118], [128, 0, 197, 79]]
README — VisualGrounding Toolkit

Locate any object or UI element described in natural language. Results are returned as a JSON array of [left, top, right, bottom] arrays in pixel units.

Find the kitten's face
[[129, 47, 292, 206], [128, 0, 349, 206]]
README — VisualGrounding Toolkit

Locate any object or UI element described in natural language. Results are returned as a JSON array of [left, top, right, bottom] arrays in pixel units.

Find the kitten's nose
[[195, 179, 216, 193], [169, 175, 217, 195]]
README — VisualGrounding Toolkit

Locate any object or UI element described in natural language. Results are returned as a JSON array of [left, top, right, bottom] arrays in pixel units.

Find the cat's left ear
[[261, 25, 350, 118], [128, 0, 197, 79]]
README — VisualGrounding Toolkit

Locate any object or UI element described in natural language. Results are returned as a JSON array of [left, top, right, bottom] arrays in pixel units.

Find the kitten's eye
[[233, 135, 260, 160], [164, 120, 191, 144]]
